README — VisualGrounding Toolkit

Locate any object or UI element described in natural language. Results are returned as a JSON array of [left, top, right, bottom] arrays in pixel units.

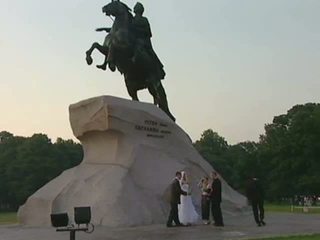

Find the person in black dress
[[167, 171, 188, 227], [198, 177, 211, 224]]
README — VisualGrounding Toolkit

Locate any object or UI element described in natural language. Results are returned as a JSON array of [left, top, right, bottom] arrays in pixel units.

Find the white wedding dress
[[178, 183, 199, 224]]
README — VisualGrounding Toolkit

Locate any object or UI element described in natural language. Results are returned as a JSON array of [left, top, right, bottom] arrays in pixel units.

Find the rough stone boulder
[[18, 96, 247, 227]]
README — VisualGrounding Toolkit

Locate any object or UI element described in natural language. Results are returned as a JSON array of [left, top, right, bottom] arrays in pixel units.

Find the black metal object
[[56, 226, 90, 240], [74, 207, 91, 225], [50, 213, 69, 227], [51, 207, 94, 240]]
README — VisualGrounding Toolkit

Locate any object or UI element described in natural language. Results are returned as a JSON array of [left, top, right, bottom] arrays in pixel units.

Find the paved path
[[1, 213, 320, 240]]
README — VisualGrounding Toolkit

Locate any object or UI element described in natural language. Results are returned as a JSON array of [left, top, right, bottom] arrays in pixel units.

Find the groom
[[167, 171, 188, 227]]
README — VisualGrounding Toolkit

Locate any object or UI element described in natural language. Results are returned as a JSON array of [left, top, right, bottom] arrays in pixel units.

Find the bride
[[178, 171, 199, 225]]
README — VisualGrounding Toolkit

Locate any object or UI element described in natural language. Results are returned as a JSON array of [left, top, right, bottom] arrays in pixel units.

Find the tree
[[259, 103, 320, 199], [223, 141, 260, 192], [194, 129, 228, 157], [193, 129, 231, 182], [0, 131, 13, 143], [0, 132, 83, 210]]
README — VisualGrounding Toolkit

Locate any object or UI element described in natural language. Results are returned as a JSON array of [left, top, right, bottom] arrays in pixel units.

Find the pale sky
[[0, 0, 319, 144]]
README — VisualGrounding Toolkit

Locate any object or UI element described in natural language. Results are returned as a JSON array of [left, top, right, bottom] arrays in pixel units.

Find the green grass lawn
[[251, 234, 320, 240], [0, 212, 18, 225], [265, 204, 320, 214]]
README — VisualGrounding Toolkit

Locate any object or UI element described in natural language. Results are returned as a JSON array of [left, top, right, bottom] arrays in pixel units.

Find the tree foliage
[[194, 129, 229, 175], [0, 132, 83, 210], [259, 103, 320, 199], [194, 103, 320, 200]]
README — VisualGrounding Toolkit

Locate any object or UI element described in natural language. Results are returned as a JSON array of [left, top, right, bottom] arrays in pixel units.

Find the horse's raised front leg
[[85, 42, 108, 66], [95, 44, 109, 71]]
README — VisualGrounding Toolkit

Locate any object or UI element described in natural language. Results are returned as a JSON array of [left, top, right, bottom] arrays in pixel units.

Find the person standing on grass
[[246, 176, 266, 227]]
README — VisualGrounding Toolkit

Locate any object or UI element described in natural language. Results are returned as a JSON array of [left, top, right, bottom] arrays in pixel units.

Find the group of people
[[167, 171, 266, 228], [166, 171, 224, 228]]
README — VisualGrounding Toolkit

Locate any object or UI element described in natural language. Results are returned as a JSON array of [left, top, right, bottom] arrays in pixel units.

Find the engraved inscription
[[135, 120, 172, 138]]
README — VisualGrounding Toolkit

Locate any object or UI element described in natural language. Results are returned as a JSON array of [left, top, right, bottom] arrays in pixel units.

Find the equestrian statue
[[86, 0, 175, 121]]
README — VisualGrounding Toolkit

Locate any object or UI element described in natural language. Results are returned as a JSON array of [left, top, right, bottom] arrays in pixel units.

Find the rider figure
[[132, 2, 165, 79], [132, 2, 152, 62], [95, 1, 165, 78]]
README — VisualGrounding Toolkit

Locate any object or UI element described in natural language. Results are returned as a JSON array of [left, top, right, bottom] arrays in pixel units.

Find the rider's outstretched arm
[[96, 28, 111, 33]]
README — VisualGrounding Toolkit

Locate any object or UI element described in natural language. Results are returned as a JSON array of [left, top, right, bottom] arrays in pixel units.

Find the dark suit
[[167, 178, 187, 226], [210, 178, 224, 226], [246, 178, 265, 225]]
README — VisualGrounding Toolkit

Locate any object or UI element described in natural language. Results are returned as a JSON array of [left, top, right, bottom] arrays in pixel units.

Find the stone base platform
[[18, 96, 246, 227]]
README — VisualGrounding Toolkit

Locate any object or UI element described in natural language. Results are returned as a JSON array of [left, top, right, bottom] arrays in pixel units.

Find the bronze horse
[[86, 0, 175, 121]]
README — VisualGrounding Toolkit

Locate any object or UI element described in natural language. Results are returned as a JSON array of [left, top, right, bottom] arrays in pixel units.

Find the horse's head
[[102, 0, 132, 17]]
